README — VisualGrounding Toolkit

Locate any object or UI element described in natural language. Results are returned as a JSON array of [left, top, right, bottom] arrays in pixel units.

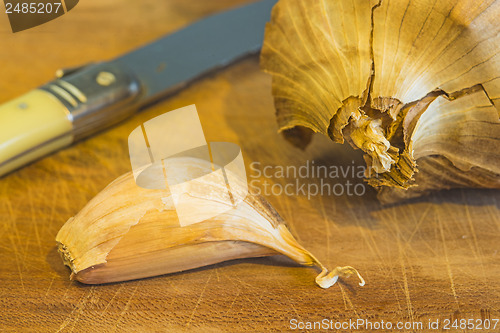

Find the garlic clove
[[56, 157, 363, 288]]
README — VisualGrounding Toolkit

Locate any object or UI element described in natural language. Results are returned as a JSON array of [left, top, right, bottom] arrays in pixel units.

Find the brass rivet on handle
[[96, 72, 116, 86]]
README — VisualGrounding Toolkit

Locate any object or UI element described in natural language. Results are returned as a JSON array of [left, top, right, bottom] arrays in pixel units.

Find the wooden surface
[[1, 1, 499, 332]]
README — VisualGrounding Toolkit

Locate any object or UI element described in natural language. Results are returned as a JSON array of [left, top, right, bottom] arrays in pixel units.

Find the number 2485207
[[5, 2, 62, 14]]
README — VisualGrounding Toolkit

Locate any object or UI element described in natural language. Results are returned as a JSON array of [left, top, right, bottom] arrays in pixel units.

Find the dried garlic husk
[[261, 0, 500, 203], [56, 158, 363, 288]]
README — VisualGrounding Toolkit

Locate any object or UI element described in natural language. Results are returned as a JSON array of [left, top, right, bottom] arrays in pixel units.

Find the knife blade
[[0, 0, 277, 177]]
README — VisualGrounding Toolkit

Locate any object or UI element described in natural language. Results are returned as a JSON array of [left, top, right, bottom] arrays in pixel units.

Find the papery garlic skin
[[261, 0, 500, 202], [56, 158, 363, 288]]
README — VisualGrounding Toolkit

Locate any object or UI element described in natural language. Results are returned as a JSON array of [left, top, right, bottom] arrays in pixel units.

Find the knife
[[0, 0, 277, 177]]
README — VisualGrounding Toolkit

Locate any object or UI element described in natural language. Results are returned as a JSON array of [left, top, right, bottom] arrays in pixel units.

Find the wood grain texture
[[0, 1, 499, 332]]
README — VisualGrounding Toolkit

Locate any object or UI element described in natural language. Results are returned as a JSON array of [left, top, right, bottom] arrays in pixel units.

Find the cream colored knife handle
[[0, 62, 141, 177], [0, 90, 73, 176]]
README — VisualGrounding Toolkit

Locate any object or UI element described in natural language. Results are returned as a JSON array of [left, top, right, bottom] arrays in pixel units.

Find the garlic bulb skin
[[261, 0, 500, 202]]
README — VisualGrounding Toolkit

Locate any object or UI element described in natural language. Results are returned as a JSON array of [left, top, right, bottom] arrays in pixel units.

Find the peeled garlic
[[261, 0, 500, 203], [56, 157, 363, 288]]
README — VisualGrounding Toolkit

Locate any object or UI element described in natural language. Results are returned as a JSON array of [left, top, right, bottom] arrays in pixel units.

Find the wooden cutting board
[[1, 1, 499, 332]]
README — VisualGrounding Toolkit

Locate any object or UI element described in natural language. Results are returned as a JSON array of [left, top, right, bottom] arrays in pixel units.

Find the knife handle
[[0, 62, 141, 177]]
